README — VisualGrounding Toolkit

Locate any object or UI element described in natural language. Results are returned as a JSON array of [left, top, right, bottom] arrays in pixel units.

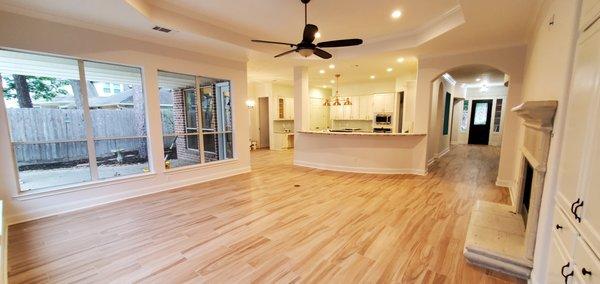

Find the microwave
[[375, 114, 392, 125]]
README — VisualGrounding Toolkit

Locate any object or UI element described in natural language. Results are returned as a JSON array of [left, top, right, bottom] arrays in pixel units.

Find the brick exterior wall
[[173, 89, 200, 164], [171, 87, 221, 164]]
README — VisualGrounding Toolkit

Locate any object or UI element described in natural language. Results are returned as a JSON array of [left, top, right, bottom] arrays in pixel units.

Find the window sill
[[165, 158, 238, 175], [13, 172, 157, 201]]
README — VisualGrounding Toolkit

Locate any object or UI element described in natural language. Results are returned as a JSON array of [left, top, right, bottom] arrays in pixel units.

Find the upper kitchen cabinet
[[329, 96, 374, 120], [373, 93, 395, 113], [277, 97, 294, 120]]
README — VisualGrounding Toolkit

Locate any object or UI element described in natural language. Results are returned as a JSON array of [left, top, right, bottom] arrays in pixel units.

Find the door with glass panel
[[468, 99, 493, 145]]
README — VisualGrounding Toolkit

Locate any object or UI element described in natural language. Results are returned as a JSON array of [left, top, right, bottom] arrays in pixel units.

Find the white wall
[[0, 10, 250, 224], [416, 45, 527, 191], [520, 0, 582, 282], [450, 85, 509, 146], [427, 76, 455, 164]]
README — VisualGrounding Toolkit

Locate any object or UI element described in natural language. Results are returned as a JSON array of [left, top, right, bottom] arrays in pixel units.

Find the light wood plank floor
[[8, 145, 524, 283]]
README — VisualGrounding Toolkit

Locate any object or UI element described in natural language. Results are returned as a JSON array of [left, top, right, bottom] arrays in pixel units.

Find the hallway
[[8, 145, 520, 283]]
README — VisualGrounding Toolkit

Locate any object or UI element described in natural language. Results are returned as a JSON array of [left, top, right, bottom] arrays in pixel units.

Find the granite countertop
[[298, 130, 426, 136]]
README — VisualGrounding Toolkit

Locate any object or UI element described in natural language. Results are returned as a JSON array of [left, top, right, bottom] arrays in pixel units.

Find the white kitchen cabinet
[[548, 12, 600, 284], [272, 133, 293, 150], [350, 97, 360, 119], [373, 93, 395, 113], [547, 235, 574, 284], [284, 98, 294, 119], [359, 96, 373, 119]]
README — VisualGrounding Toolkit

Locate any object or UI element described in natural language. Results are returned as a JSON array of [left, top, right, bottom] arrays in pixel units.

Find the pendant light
[[330, 74, 350, 106]]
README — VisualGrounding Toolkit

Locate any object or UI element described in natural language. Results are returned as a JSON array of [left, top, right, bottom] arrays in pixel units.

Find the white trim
[[13, 172, 157, 201], [164, 158, 238, 174], [437, 147, 450, 159], [6, 165, 251, 225], [78, 59, 100, 181], [294, 160, 427, 175]]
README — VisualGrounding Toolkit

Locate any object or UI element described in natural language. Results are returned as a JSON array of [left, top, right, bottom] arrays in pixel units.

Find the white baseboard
[[438, 147, 450, 159], [294, 160, 427, 175], [7, 166, 251, 225]]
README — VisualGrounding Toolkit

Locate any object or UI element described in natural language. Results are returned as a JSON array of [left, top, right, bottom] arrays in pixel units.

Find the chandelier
[[323, 74, 351, 106]]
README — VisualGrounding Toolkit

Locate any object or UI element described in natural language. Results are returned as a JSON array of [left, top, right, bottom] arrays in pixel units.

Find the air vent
[[152, 26, 172, 33]]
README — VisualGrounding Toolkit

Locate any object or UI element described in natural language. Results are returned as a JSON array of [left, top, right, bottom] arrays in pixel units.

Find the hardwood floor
[[8, 145, 524, 283]]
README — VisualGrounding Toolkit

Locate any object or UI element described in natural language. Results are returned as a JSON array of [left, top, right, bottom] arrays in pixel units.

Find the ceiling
[[447, 65, 507, 85], [0, 0, 542, 85]]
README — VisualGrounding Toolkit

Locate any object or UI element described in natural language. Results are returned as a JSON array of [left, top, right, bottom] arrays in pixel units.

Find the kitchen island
[[294, 130, 428, 175]]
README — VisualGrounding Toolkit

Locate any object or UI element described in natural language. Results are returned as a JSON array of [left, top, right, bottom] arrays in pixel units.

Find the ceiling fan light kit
[[251, 0, 363, 59]]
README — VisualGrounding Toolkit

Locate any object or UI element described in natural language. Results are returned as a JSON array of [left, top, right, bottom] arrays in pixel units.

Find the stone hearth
[[464, 101, 558, 279]]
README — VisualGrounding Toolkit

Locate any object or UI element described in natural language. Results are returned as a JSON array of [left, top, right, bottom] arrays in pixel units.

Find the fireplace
[[463, 101, 558, 279], [521, 160, 534, 225]]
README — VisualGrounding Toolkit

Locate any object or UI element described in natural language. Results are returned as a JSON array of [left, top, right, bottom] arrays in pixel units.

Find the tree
[[1, 74, 70, 108]]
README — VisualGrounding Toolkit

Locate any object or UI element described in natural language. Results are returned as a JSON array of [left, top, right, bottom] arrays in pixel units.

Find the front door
[[468, 99, 493, 145]]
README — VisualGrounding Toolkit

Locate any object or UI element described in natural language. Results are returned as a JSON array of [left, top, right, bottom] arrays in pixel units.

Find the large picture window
[[158, 71, 234, 170], [0, 49, 149, 191]]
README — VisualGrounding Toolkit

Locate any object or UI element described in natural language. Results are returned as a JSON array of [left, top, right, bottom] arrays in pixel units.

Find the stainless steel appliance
[[373, 127, 392, 133], [375, 113, 392, 125]]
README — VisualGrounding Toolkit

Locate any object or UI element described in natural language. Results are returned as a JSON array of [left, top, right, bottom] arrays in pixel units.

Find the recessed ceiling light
[[370, 75, 376, 79], [386, 68, 393, 72], [476, 78, 481, 82], [322, 85, 328, 88], [319, 69, 325, 74], [397, 57, 405, 63], [315, 32, 321, 39], [330, 79, 335, 84], [391, 10, 402, 19], [329, 64, 335, 69]]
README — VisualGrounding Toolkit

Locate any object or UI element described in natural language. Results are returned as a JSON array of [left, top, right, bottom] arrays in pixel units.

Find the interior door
[[468, 99, 493, 145], [258, 97, 269, 148]]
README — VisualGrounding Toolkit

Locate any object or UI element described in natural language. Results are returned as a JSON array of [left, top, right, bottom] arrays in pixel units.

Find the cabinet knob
[[582, 268, 592, 276], [556, 224, 563, 230]]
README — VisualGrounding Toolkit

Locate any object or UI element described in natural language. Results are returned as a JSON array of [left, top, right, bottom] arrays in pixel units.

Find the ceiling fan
[[251, 0, 363, 59]]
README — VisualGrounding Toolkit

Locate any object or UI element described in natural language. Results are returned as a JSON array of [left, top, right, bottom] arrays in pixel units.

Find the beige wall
[[416, 45, 527, 188], [427, 76, 456, 164], [521, 0, 582, 282], [0, 11, 250, 224]]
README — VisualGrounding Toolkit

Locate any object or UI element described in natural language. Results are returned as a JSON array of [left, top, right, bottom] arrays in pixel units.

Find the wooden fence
[[8, 108, 174, 166]]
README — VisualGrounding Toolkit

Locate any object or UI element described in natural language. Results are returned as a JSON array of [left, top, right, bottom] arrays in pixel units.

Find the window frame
[[158, 70, 235, 170], [0, 48, 152, 193]]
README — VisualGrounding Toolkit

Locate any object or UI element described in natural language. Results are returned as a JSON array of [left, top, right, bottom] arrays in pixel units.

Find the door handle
[[573, 201, 584, 223], [571, 198, 581, 214], [582, 268, 592, 276], [562, 262, 574, 284], [556, 224, 563, 230]]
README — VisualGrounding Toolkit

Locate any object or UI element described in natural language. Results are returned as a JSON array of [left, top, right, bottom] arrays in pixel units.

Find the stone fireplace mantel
[[463, 100, 558, 279]]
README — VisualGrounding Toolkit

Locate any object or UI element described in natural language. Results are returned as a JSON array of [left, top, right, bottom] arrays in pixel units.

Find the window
[[0, 49, 149, 191], [493, 98, 503, 132], [158, 71, 234, 169], [473, 102, 489, 125], [442, 92, 451, 135], [84, 61, 148, 180], [460, 100, 469, 132], [103, 83, 111, 93]]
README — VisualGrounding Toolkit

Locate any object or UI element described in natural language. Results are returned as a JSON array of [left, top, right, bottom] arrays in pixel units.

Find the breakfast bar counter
[[293, 130, 428, 175]]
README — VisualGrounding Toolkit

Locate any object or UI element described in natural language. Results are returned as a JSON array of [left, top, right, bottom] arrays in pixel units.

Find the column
[[293, 66, 310, 132]]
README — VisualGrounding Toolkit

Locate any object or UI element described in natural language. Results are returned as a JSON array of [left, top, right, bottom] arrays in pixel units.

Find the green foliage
[[2, 75, 70, 101]]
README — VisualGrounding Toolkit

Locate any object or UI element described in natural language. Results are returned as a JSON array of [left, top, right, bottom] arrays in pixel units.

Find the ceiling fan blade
[[274, 49, 297, 58], [302, 24, 319, 43], [252, 39, 296, 47], [313, 48, 332, 59], [317, 39, 363, 48]]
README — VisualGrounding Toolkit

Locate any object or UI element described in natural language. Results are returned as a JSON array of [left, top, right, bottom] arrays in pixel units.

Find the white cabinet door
[[384, 93, 396, 113], [284, 98, 294, 119], [351, 97, 360, 119], [548, 235, 575, 284], [555, 22, 600, 214], [578, 93, 600, 255], [373, 94, 386, 113], [342, 104, 351, 120], [574, 237, 600, 284]]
